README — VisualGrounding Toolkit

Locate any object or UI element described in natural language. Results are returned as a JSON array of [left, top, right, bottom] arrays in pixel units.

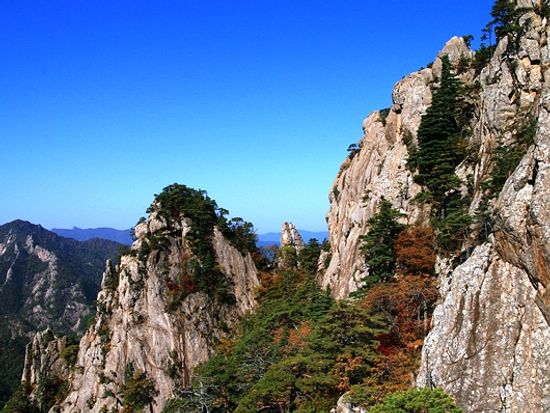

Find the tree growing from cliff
[[121, 368, 158, 413], [414, 56, 463, 202], [358, 198, 405, 291]]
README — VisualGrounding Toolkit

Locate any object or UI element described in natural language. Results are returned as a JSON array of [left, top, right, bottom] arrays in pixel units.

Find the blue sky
[[1, 0, 494, 233]]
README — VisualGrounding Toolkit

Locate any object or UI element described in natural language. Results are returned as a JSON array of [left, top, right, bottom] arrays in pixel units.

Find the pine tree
[[359, 198, 405, 289], [414, 55, 463, 202]]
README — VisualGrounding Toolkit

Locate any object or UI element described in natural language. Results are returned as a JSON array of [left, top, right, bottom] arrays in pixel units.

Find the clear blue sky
[[1, 0, 494, 233]]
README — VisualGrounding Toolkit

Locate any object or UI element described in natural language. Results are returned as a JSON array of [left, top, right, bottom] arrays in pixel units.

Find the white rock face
[[21, 329, 72, 410], [324, 4, 550, 411], [280, 222, 305, 252], [50, 212, 259, 413], [331, 394, 367, 413], [417, 8, 550, 412]]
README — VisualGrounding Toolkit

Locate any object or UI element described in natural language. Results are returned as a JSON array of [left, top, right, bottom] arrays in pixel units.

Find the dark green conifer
[[414, 56, 463, 202], [359, 198, 405, 289]]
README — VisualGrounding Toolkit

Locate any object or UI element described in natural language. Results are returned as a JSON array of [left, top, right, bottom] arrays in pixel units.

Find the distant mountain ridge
[[0, 220, 122, 406], [51, 226, 327, 247], [51, 226, 133, 245]]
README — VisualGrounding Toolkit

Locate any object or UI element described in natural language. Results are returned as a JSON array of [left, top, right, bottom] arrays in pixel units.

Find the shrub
[[121, 368, 158, 413], [369, 387, 462, 413]]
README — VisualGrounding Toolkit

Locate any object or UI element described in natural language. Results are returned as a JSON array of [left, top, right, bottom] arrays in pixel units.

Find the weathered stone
[[280, 222, 305, 252], [38, 212, 261, 413], [325, 4, 550, 411]]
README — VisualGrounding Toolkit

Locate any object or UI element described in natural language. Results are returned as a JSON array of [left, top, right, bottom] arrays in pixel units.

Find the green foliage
[[407, 56, 475, 253], [121, 368, 158, 413], [432, 195, 473, 252], [358, 198, 405, 290], [486, 114, 536, 196], [347, 143, 361, 159], [297, 239, 323, 274], [379, 108, 390, 126], [472, 44, 496, 76], [0, 320, 27, 408], [167, 269, 385, 412], [219, 217, 257, 254], [36, 376, 69, 413], [60, 343, 79, 367], [414, 56, 465, 202], [488, 0, 524, 40], [0, 384, 37, 413], [461, 34, 473, 48], [148, 184, 260, 308], [368, 388, 462, 413], [534, 2, 550, 18]]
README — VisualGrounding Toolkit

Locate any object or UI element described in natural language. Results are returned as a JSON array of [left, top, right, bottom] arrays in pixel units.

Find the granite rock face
[[28, 208, 260, 413], [280, 222, 305, 252], [417, 7, 550, 412], [319, 37, 472, 299], [21, 329, 72, 411], [323, 3, 550, 411]]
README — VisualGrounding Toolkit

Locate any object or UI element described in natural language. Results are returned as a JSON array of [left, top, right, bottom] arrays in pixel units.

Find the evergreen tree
[[297, 238, 322, 274], [359, 198, 405, 290], [414, 56, 463, 202]]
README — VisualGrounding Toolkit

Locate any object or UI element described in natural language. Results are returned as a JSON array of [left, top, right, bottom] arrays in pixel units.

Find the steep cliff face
[[35, 188, 260, 413], [322, 2, 550, 412], [417, 7, 550, 411], [319, 36, 471, 299]]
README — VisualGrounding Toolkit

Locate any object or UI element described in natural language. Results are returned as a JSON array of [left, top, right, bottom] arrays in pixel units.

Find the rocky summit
[[20, 185, 260, 412]]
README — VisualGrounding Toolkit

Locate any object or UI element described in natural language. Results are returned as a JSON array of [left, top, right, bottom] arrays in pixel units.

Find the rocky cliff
[[321, 2, 550, 411], [26, 185, 260, 413]]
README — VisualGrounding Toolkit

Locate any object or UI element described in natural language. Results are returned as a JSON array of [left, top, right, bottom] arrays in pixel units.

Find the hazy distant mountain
[[52, 226, 133, 245], [50, 226, 326, 248], [0, 220, 122, 405], [257, 230, 328, 247]]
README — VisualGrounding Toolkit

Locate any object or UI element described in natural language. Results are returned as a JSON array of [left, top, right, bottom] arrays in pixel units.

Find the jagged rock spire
[[280, 222, 305, 252]]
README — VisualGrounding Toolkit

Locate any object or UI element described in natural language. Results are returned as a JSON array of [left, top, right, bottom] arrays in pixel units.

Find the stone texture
[[325, 4, 550, 411], [280, 222, 305, 252], [21, 329, 72, 411], [39, 211, 261, 413], [331, 394, 366, 413]]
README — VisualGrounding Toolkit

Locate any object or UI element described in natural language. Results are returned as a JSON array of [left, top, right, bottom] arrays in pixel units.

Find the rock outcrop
[[417, 8, 550, 410], [33, 190, 260, 413], [21, 329, 73, 411], [280, 222, 305, 252], [279, 222, 305, 269], [322, 3, 550, 411], [319, 36, 472, 299]]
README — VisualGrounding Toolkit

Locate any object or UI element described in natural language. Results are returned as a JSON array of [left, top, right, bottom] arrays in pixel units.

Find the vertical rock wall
[[323, 4, 550, 411]]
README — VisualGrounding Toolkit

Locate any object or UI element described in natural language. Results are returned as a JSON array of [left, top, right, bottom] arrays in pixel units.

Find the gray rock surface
[[324, 4, 550, 411], [31, 211, 260, 413], [418, 7, 550, 412], [280, 222, 305, 251]]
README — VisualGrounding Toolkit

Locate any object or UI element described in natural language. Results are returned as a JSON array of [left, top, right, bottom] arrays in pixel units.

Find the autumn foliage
[[347, 274, 438, 407], [395, 225, 436, 276]]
